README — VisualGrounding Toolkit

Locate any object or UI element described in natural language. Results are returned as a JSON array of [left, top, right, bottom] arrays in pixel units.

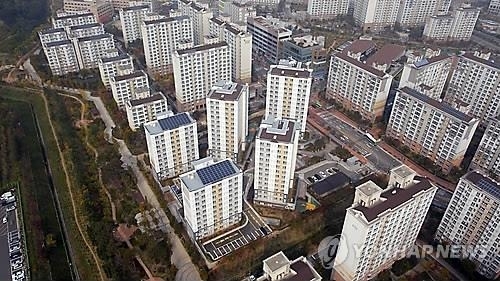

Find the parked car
[[2, 217, 6, 224]]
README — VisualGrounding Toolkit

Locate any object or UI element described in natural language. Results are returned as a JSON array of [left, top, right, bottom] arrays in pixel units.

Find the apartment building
[[178, 0, 213, 45], [75, 33, 117, 69], [326, 40, 404, 122], [247, 16, 292, 63], [180, 158, 243, 240], [172, 42, 231, 111], [142, 15, 194, 75], [229, 1, 256, 23], [259, 251, 322, 281], [307, 0, 349, 18], [63, 0, 114, 22], [206, 81, 248, 162], [42, 40, 80, 75], [144, 112, 199, 179], [119, 5, 151, 45], [470, 117, 500, 178], [125, 92, 169, 130], [446, 52, 500, 123], [353, 0, 401, 31], [208, 18, 252, 83], [435, 171, 500, 280], [423, 4, 480, 41], [39, 28, 68, 44], [423, 14, 455, 41], [112, 0, 158, 10], [266, 62, 312, 133], [333, 165, 437, 281], [254, 117, 299, 209], [98, 53, 134, 87], [110, 70, 150, 108], [396, 0, 446, 27], [489, 0, 500, 16], [399, 52, 452, 99], [52, 12, 97, 28], [68, 22, 105, 38], [387, 87, 479, 172]]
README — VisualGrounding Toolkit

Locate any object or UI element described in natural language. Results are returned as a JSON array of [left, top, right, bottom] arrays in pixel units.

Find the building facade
[[180, 158, 243, 240], [254, 117, 299, 209], [39, 28, 68, 44], [423, 4, 480, 41], [247, 16, 292, 63], [266, 62, 312, 133], [387, 87, 479, 172], [435, 172, 500, 280], [179, 0, 213, 45], [172, 42, 231, 111], [125, 92, 169, 130], [52, 12, 97, 28], [98, 53, 134, 87], [142, 15, 194, 75], [144, 112, 199, 179], [470, 117, 500, 179], [446, 52, 500, 124], [75, 33, 117, 69], [333, 166, 437, 281], [396, 0, 442, 27], [489, 0, 500, 16], [63, 0, 114, 23], [207, 81, 248, 162], [353, 0, 401, 31], [42, 40, 80, 75], [423, 14, 454, 41], [119, 5, 151, 44], [110, 70, 150, 108], [307, 0, 349, 18]]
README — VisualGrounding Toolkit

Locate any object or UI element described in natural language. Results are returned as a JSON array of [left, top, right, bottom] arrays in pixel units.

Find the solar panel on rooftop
[[158, 113, 192, 130], [197, 160, 237, 185]]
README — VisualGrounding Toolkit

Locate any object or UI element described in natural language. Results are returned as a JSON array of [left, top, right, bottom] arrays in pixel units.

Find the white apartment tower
[[254, 117, 299, 209], [396, 0, 445, 27], [42, 40, 81, 75], [471, 117, 500, 178], [110, 70, 150, 108], [119, 5, 151, 44], [307, 0, 349, 18], [39, 28, 68, 44], [180, 158, 243, 240], [327, 40, 403, 122], [75, 33, 117, 69], [446, 52, 500, 123], [178, 0, 213, 45], [144, 112, 199, 179], [353, 0, 401, 31], [207, 81, 249, 162], [141, 15, 194, 75], [62, 0, 114, 23], [448, 4, 480, 41], [333, 166, 437, 281], [68, 22, 105, 38], [399, 52, 452, 99], [125, 92, 169, 130], [387, 87, 479, 172], [423, 14, 454, 41], [98, 53, 135, 87], [52, 12, 97, 28], [229, 2, 256, 23], [247, 16, 292, 63], [266, 62, 313, 133], [435, 172, 500, 279], [489, 0, 500, 16], [172, 42, 231, 111]]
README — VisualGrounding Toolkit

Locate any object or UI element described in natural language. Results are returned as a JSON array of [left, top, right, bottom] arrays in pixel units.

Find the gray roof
[[176, 42, 228, 55], [112, 70, 146, 82], [100, 53, 131, 63], [263, 251, 290, 272], [128, 93, 166, 106], [70, 22, 101, 30], [40, 28, 65, 34], [464, 171, 500, 200], [143, 15, 190, 25], [55, 12, 94, 20], [335, 52, 386, 77], [45, 39, 73, 47], [78, 33, 112, 42], [462, 52, 500, 70], [180, 159, 240, 191], [122, 4, 150, 11], [207, 81, 246, 101], [258, 118, 297, 143], [399, 87, 474, 123], [269, 65, 312, 79]]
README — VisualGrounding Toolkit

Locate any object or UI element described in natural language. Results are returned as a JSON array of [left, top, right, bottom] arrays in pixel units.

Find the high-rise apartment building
[[396, 0, 444, 27], [489, 0, 500, 16], [327, 40, 404, 122], [178, 0, 213, 45], [265, 62, 312, 133], [63, 0, 114, 23], [42, 40, 81, 75], [333, 165, 437, 281], [247, 16, 292, 63], [206, 80, 248, 162], [423, 14, 454, 41], [229, 2, 256, 23], [98, 53, 135, 87], [144, 112, 199, 179], [208, 18, 252, 83], [387, 87, 479, 172], [307, 0, 349, 18], [172, 42, 231, 111], [470, 117, 500, 178], [74, 33, 117, 69], [254, 117, 299, 209], [52, 12, 97, 28], [39, 28, 68, 44], [141, 15, 194, 75], [110, 70, 150, 108], [119, 5, 151, 44], [446, 52, 500, 124], [125, 92, 169, 130], [353, 0, 401, 31], [67, 22, 105, 38], [435, 171, 500, 280], [423, 4, 480, 41], [180, 158, 243, 240], [399, 52, 452, 99]]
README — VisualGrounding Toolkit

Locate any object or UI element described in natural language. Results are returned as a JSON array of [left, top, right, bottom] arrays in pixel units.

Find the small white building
[[258, 251, 322, 281]]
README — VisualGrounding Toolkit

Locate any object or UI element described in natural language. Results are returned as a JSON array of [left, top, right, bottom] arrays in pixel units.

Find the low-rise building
[[125, 92, 169, 130], [258, 251, 322, 281]]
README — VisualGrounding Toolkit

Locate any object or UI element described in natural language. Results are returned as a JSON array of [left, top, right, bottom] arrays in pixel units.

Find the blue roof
[[158, 112, 193, 130], [196, 160, 238, 185]]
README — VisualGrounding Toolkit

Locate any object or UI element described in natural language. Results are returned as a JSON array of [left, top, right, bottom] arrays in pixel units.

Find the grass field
[[0, 94, 72, 280]]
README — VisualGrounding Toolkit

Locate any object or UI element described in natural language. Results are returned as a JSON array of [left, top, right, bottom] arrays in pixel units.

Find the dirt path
[[40, 92, 107, 281]]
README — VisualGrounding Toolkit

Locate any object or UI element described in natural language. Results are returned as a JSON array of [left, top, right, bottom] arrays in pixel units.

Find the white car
[[2, 217, 6, 224], [6, 205, 16, 212]]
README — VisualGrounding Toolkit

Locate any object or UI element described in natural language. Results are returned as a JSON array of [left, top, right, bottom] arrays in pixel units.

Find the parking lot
[[1, 192, 27, 281]]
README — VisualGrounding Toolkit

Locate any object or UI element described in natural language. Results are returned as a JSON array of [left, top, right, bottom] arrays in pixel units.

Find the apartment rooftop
[[100, 53, 131, 63], [353, 179, 434, 222], [70, 22, 102, 30], [45, 39, 73, 47], [258, 117, 296, 143], [40, 27, 66, 34], [176, 42, 228, 55], [210, 17, 225, 26], [145, 112, 195, 135], [335, 52, 386, 77], [180, 159, 240, 191], [128, 92, 166, 107], [78, 33, 112, 42], [462, 52, 500, 70], [399, 87, 474, 122], [122, 4, 150, 11], [412, 54, 450, 68], [343, 39, 376, 55], [391, 165, 416, 179], [207, 80, 246, 101], [366, 44, 405, 67], [112, 70, 146, 82], [54, 12, 94, 20], [269, 64, 312, 79], [464, 171, 500, 200]]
